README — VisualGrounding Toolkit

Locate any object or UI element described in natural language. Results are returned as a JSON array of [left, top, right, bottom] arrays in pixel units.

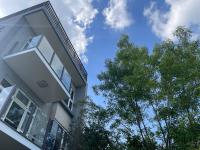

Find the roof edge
[[0, 1, 88, 82], [0, 1, 49, 21]]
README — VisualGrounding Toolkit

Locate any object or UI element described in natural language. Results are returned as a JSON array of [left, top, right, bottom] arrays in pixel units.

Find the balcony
[[4, 35, 72, 102], [0, 85, 69, 149], [25, 2, 87, 82], [0, 86, 46, 149]]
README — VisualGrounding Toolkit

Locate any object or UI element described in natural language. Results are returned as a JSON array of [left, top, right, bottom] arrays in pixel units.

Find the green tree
[[94, 27, 200, 150], [151, 27, 200, 149], [67, 98, 119, 150], [94, 35, 158, 149]]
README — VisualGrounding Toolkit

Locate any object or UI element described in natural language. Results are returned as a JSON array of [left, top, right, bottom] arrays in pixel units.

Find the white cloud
[[0, 0, 98, 63], [144, 0, 200, 40], [103, 0, 132, 30]]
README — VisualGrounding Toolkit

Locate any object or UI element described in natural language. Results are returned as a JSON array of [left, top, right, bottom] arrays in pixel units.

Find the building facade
[[0, 1, 87, 150]]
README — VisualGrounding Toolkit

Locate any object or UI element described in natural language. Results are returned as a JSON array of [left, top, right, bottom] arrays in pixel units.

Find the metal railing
[[43, 2, 88, 81]]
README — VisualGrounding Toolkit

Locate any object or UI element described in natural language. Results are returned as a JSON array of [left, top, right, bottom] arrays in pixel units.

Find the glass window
[[64, 98, 69, 106], [5, 102, 25, 129], [20, 113, 30, 132], [24, 35, 41, 50], [39, 43, 54, 63], [61, 69, 71, 92], [21, 103, 37, 133], [0, 86, 14, 110], [61, 132, 68, 149], [43, 120, 68, 150], [69, 101, 73, 110], [54, 126, 63, 150], [70, 90, 74, 100], [16, 91, 29, 106], [0, 79, 13, 110], [43, 121, 58, 150], [51, 54, 63, 78], [29, 103, 36, 113], [1, 79, 12, 88]]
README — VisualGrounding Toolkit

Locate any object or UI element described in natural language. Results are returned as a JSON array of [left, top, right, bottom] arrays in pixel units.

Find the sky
[[0, 0, 200, 105]]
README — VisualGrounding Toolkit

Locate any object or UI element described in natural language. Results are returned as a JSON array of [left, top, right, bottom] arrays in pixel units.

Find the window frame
[[2, 89, 37, 134]]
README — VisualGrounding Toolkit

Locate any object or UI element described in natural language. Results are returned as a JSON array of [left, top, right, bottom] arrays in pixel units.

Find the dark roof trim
[[42, 2, 87, 82]]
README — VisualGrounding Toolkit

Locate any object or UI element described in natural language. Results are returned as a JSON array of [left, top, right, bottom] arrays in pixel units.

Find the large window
[[51, 54, 63, 78], [3, 89, 48, 147], [4, 90, 37, 133], [5, 101, 24, 129], [61, 69, 71, 92], [43, 120, 68, 150], [38, 37, 54, 63]]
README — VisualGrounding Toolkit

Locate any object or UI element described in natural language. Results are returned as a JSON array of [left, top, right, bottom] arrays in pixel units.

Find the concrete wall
[[54, 103, 72, 130], [72, 85, 87, 121]]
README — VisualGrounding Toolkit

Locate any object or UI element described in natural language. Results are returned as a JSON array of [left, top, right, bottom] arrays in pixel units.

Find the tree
[[94, 34, 158, 149], [152, 27, 200, 149], [67, 98, 118, 150], [94, 27, 200, 150]]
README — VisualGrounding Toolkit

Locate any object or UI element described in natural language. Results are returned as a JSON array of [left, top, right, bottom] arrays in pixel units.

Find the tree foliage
[[67, 27, 200, 150], [67, 98, 118, 150], [93, 27, 200, 150]]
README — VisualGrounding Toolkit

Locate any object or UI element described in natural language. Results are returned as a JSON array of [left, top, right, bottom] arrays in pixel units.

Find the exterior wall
[[73, 85, 87, 120], [54, 103, 72, 130], [0, 15, 21, 45], [0, 16, 53, 117], [0, 121, 40, 150], [0, 13, 77, 132], [0, 17, 33, 56], [0, 3, 87, 149]]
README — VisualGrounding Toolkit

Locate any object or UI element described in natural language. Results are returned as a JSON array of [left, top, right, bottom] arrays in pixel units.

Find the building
[[0, 1, 87, 150]]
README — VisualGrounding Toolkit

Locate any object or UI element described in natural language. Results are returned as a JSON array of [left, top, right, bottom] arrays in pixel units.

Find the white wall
[[54, 103, 72, 130]]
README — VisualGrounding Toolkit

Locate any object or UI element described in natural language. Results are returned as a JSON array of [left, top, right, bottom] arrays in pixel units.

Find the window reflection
[[16, 91, 29, 106], [38, 37, 54, 63], [0, 86, 13, 110], [51, 54, 63, 78], [2, 89, 47, 147], [43, 120, 68, 150], [5, 102, 24, 129], [24, 35, 41, 50], [61, 69, 71, 92]]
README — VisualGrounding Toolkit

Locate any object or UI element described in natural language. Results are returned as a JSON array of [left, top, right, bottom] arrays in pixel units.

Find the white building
[[0, 1, 87, 150]]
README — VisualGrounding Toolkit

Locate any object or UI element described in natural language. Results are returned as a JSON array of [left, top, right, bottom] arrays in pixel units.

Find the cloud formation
[[0, 0, 98, 63], [103, 0, 132, 30], [144, 0, 200, 40]]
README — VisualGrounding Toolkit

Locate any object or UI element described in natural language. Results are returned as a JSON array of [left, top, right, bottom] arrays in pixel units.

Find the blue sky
[[0, 0, 200, 105], [83, 0, 200, 105], [85, 0, 161, 105]]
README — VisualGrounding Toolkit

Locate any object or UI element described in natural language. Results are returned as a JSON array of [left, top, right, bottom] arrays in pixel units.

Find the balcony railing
[[0, 85, 69, 149], [24, 35, 72, 95], [43, 2, 87, 81]]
